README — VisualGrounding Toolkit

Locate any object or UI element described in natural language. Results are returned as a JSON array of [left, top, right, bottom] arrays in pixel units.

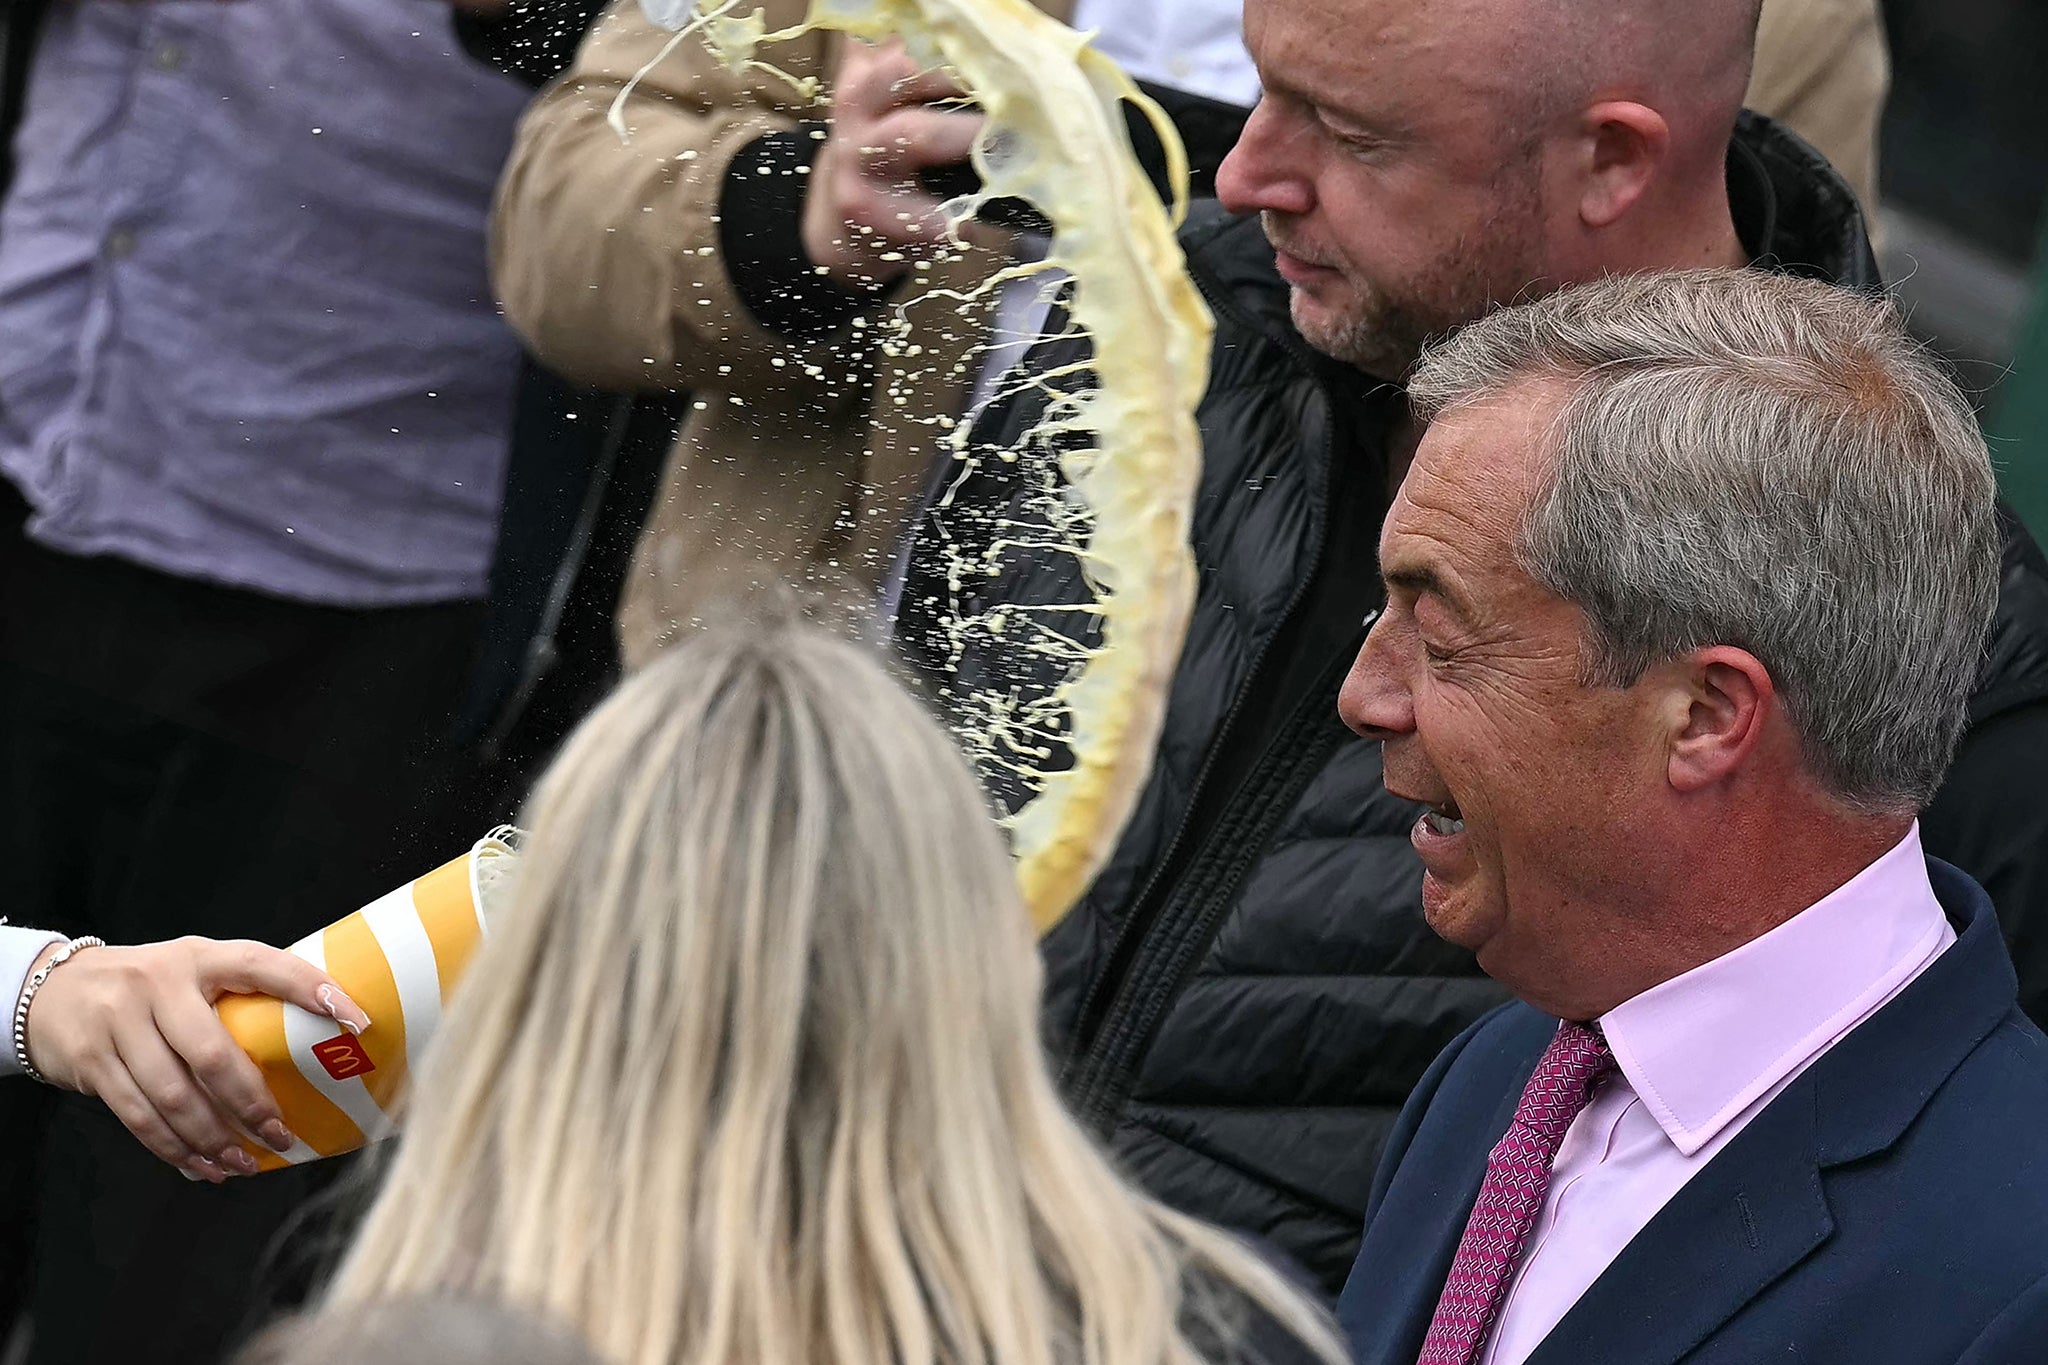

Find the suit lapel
[[1523, 862, 2012, 1365], [1526, 1081, 1834, 1365], [1364, 1081, 1529, 1365]]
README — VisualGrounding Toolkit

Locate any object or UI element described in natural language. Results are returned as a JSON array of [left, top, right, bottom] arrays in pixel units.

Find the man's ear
[[1575, 100, 1669, 230], [1666, 646, 1773, 794]]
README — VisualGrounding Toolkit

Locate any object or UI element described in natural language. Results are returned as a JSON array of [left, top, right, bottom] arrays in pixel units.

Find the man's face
[[1337, 388, 1666, 1000], [1217, 0, 1563, 378]]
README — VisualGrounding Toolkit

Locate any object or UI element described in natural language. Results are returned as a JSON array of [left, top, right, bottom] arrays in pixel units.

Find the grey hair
[[1407, 268, 2001, 812]]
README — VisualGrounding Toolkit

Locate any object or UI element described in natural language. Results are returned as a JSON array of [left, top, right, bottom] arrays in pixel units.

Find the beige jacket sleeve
[[489, 0, 850, 395], [1746, 0, 1890, 216]]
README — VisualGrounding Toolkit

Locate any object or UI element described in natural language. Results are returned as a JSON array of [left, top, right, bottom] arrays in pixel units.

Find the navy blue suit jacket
[[1337, 860, 2048, 1364]]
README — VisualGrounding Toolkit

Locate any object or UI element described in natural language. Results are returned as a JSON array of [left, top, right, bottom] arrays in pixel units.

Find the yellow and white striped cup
[[216, 826, 522, 1171]]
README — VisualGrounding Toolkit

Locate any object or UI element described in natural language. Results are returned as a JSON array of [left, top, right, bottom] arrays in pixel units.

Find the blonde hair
[[321, 611, 1341, 1365], [236, 1298, 603, 1365]]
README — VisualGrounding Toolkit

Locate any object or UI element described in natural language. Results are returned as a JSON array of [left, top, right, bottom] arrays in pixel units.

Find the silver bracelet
[[12, 936, 106, 1085]]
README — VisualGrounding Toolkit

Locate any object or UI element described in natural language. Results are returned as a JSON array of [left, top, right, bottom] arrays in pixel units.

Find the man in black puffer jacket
[[897, 0, 2048, 1297]]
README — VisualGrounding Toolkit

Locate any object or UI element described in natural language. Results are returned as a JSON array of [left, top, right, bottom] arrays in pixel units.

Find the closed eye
[[1315, 113, 1390, 158], [1329, 128, 1381, 157]]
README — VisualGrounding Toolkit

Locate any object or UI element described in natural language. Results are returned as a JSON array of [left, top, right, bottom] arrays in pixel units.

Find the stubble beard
[[1274, 162, 1549, 381], [1291, 283, 1447, 382]]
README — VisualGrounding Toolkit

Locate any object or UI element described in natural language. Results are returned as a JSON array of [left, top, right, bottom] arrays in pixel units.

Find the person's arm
[[489, 0, 849, 395], [11, 936, 370, 1182], [489, 0, 988, 395]]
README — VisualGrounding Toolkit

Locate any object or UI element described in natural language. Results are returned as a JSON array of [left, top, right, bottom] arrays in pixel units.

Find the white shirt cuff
[[0, 925, 70, 1079]]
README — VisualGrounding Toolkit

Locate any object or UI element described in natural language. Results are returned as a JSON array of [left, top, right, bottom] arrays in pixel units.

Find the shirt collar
[[1597, 823, 1954, 1157]]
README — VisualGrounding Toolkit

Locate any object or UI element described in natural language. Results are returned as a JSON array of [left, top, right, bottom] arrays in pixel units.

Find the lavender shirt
[[0, 0, 529, 606], [1482, 824, 1956, 1365], [0, 924, 67, 1079]]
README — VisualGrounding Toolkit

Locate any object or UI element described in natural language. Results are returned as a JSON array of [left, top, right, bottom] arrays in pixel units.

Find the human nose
[[1338, 608, 1415, 741], [1216, 98, 1315, 219]]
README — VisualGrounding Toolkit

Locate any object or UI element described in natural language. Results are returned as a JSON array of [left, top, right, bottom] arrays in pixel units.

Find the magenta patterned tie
[[1415, 1020, 1615, 1365]]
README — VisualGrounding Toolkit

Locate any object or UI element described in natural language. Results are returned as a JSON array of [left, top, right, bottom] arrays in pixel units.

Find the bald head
[[1219, 0, 1758, 375], [1520, 0, 1760, 153]]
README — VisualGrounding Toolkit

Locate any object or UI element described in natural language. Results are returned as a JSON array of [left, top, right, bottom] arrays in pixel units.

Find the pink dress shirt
[[1480, 823, 1957, 1365]]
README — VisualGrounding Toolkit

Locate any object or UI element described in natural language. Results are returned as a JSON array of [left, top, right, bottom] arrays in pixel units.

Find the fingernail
[[317, 984, 369, 1035], [187, 1157, 226, 1184], [259, 1120, 295, 1154], [221, 1147, 260, 1175]]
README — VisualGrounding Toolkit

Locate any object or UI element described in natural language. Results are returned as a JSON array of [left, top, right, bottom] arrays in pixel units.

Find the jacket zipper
[[1069, 648, 1361, 1129], [1058, 249, 1342, 1092]]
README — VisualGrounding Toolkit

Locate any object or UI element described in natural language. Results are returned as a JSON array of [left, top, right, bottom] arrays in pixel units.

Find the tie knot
[[1553, 1020, 1612, 1073], [1512, 1021, 1614, 1146]]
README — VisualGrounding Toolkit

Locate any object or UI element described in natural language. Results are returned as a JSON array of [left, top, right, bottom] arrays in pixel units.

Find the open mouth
[[1420, 799, 1465, 836]]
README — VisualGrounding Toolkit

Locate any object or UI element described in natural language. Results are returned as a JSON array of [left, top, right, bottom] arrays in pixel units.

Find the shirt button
[[105, 229, 138, 261], [153, 42, 183, 72]]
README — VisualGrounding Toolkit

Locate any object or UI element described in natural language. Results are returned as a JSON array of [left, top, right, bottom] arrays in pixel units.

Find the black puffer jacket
[[898, 112, 2048, 1296]]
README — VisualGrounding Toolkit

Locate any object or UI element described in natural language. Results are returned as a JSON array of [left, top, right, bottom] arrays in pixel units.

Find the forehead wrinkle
[[1247, 0, 1387, 100], [1386, 387, 1560, 606], [1285, 0, 1755, 139], [1410, 429, 1533, 544], [1381, 481, 1502, 627], [1252, 0, 1518, 128]]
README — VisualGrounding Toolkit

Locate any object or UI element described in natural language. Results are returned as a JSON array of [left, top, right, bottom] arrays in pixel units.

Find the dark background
[[1879, 0, 2048, 535]]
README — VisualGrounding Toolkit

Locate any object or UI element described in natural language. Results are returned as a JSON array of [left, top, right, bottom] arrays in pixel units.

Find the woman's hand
[[23, 937, 370, 1182]]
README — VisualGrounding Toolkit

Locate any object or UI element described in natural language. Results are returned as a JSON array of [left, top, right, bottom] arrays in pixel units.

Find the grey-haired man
[[1339, 267, 2048, 1365]]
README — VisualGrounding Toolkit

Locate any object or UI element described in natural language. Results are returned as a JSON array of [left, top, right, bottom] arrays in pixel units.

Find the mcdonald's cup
[[214, 826, 522, 1171]]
